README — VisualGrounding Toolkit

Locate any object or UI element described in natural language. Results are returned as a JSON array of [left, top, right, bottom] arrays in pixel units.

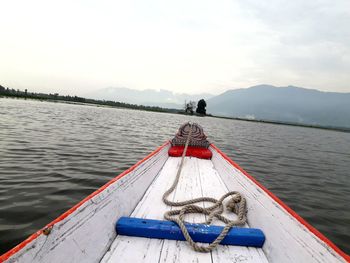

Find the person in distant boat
[[196, 99, 206, 115]]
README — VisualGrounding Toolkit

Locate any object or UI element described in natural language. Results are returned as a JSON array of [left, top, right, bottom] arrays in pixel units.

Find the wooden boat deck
[[101, 157, 269, 263], [2, 142, 347, 262]]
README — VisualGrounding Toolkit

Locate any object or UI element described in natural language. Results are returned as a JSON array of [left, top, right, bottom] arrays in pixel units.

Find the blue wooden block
[[116, 217, 265, 248]]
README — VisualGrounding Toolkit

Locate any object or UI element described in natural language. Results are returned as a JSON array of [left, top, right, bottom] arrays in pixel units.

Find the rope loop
[[163, 122, 248, 252]]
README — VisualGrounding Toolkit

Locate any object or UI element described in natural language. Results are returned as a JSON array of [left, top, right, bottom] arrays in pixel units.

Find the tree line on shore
[[0, 85, 179, 113]]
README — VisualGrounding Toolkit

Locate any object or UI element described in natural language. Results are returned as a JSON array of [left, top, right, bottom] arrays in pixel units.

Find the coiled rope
[[163, 123, 247, 253], [171, 122, 210, 148]]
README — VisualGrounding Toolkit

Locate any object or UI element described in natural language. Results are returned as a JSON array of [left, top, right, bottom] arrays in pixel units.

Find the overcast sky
[[1, 0, 349, 95]]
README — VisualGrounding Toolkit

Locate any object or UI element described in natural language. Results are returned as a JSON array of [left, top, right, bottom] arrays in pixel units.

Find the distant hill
[[207, 85, 350, 128], [85, 87, 213, 109]]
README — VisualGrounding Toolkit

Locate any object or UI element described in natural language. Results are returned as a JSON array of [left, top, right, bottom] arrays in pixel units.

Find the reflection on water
[[0, 98, 349, 254]]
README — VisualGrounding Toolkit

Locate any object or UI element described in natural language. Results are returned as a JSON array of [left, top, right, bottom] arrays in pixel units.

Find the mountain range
[[86, 85, 350, 128], [85, 87, 213, 109], [207, 85, 350, 128]]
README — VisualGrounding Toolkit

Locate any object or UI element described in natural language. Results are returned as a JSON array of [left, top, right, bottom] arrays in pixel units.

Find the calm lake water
[[0, 98, 349, 255]]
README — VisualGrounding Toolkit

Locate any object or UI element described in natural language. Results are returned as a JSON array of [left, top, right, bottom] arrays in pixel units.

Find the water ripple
[[0, 98, 349, 255]]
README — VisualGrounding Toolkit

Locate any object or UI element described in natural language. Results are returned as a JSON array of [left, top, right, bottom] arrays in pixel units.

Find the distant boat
[[1, 123, 349, 263]]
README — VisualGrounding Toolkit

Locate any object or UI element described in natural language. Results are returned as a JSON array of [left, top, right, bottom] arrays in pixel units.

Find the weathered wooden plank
[[197, 158, 269, 263], [158, 157, 213, 263], [101, 157, 180, 263], [210, 146, 346, 263], [103, 156, 270, 263], [3, 144, 170, 263]]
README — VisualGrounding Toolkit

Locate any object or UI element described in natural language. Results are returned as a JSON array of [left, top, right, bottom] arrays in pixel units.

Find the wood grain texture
[[5, 143, 346, 263], [159, 157, 212, 263], [103, 157, 269, 263], [197, 158, 269, 263], [210, 146, 346, 263], [101, 157, 180, 263], [3, 145, 170, 263]]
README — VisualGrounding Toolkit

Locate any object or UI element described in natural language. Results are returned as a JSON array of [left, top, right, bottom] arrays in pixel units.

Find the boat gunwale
[[210, 143, 350, 262], [1, 141, 349, 262], [0, 141, 170, 262]]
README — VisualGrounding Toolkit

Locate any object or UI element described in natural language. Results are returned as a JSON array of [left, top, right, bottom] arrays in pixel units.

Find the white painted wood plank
[[158, 157, 212, 263], [210, 146, 346, 263], [101, 157, 181, 263], [102, 156, 270, 263], [197, 158, 269, 263], [4, 145, 170, 263], [103, 157, 213, 263]]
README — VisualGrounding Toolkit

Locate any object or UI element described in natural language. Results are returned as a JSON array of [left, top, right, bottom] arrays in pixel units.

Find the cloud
[[0, 0, 349, 94], [234, 0, 350, 91]]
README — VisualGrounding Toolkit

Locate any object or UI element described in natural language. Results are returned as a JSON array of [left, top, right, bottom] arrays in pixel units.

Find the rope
[[163, 123, 247, 253], [171, 122, 210, 148]]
